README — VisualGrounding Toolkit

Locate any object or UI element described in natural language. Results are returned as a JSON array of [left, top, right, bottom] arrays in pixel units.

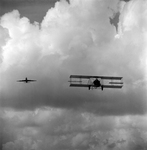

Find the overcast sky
[[0, 0, 147, 150]]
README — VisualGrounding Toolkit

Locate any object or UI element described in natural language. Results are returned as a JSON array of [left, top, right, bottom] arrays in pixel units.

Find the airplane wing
[[102, 85, 123, 88], [70, 84, 123, 89], [27, 80, 36, 82], [69, 75, 123, 90], [17, 79, 36, 82], [17, 80, 25, 82], [70, 75, 122, 80], [70, 84, 90, 87]]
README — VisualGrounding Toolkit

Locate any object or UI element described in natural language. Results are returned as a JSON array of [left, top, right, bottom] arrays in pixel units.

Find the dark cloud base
[[121, 0, 131, 2]]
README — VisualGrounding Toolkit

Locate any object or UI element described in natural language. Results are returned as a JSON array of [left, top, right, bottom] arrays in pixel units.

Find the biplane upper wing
[[70, 75, 122, 80]]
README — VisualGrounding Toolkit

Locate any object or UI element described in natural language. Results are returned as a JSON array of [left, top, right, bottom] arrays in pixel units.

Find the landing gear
[[101, 85, 103, 91]]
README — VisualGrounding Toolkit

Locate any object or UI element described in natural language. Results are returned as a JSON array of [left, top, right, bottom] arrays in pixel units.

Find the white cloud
[[0, 0, 147, 149], [0, 0, 146, 114]]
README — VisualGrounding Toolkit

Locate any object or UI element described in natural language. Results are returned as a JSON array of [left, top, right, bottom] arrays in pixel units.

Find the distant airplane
[[69, 75, 123, 90], [17, 77, 36, 83]]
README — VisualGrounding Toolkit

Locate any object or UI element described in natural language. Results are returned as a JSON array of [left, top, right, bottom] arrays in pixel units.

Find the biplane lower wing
[[70, 75, 122, 80], [70, 84, 90, 87], [103, 85, 123, 88], [70, 84, 123, 89]]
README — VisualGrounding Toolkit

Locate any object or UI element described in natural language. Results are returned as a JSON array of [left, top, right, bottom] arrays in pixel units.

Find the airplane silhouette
[[17, 77, 36, 83], [69, 75, 123, 90]]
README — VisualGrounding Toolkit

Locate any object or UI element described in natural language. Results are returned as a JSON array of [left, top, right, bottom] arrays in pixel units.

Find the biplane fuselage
[[69, 75, 123, 90]]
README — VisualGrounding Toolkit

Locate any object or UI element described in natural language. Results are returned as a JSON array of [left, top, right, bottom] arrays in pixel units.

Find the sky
[[0, 0, 61, 23], [0, 0, 147, 150]]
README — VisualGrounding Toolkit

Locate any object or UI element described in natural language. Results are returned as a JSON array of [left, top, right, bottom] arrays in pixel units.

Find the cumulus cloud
[[0, 0, 146, 115], [0, 0, 147, 149]]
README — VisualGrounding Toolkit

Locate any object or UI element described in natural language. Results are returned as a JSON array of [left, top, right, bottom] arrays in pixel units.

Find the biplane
[[69, 75, 123, 90], [17, 77, 36, 83]]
